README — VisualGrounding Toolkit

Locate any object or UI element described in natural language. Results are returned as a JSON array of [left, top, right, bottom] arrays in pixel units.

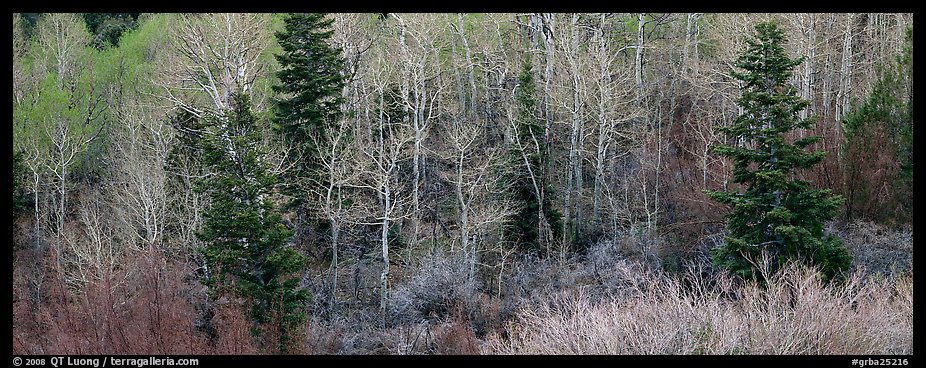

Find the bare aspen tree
[[161, 13, 270, 118], [391, 14, 445, 254], [798, 13, 816, 123], [448, 14, 467, 120], [537, 14, 557, 156], [837, 13, 855, 123], [455, 13, 479, 117], [635, 13, 646, 105], [682, 13, 701, 75], [43, 110, 105, 273], [109, 94, 173, 254], [568, 14, 587, 243], [360, 125, 414, 316], [305, 120, 364, 305], [41, 100, 105, 264], [67, 191, 127, 290], [591, 14, 613, 224], [359, 52, 415, 315], [442, 121, 515, 283], [22, 139, 48, 253], [37, 13, 88, 84]]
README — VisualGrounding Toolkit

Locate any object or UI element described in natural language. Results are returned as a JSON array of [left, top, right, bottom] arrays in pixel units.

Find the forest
[[12, 13, 913, 355]]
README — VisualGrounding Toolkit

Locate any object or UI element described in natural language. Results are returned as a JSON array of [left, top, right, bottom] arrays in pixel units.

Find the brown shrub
[[11, 247, 247, 355], [433, 306, 480, 355]]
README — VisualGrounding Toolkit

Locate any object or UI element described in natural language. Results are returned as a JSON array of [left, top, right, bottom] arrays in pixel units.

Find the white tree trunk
[[457, 151, 471, 280], [635, 13, 646, 105], [837, 13, 855, 123], [380, 178, 391, 315], [801, 13, 816, 123], [458, 13, 477, 117], [592, 14, 611, 224]]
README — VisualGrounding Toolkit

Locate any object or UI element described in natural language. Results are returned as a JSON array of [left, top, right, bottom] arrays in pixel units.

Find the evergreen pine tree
[[272, 13, 347, 194], [507, 54, 562, 254], [196, 92, 308, 353], [706, 22, 851, 280]]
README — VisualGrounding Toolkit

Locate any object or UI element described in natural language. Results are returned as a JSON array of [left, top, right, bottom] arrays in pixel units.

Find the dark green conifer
[[196, 92, 307, 353], [507, 54, 563, 254], [272, 13, 346, 192], [707, 22, 850, 280]]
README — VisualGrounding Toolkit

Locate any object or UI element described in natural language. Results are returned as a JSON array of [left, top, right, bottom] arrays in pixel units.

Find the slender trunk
[[411, 142, 420, 251], [837, 13, 854, 123], [593, 135, 607, 223], [398, 16, 420, 253], [457, 151, 472, 282], [458, 13, 477, 118], [538, 174, 548, 253], [534, 14, 555, 256], [654, 107, 662, 232], [682, 13, 699, 74], [565, 14, 582, 246], [635, 13, 646, 106], [330, 216, 339, 304], [380, 179, 390, 316], [702, 141, 709, 189], [801, 14, 816, 124], [641, 165, 651, 234], [376, 81, 389, 317], [539, 13, 555, 166], [593, 14, 610, 223], [328, 172, 341, 303], [449, 14, 465, 118], [57, 149, 66, 273], [33, 171, 41, 251], [412, 88, 421, 253]]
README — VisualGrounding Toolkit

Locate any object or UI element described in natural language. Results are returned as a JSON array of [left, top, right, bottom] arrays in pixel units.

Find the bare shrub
[[581, 238, 660, 301], [303, 319, 344, 354], [504, 252, 582, 305], [840, 221, 913, 278], [485, 264, 913, 354], [387, 252, 476, 325]]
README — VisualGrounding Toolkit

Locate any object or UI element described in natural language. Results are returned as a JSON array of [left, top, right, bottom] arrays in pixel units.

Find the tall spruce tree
[[706, 22, 851, 280], [272, 13, 346, 196], [196, 92, 308, 353], [507, 54, 562, 254]]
